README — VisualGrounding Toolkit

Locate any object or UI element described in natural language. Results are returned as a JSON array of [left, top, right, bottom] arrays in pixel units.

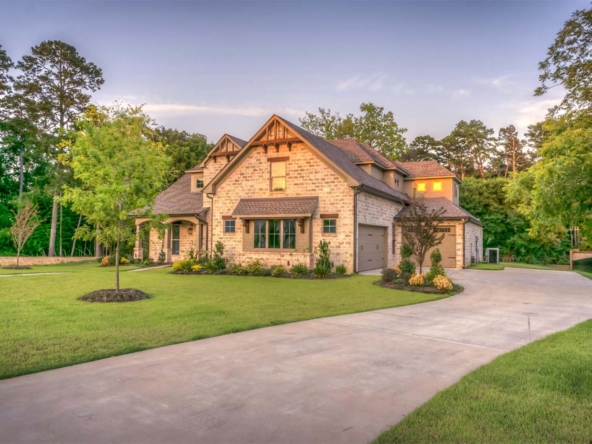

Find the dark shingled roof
[[394, 197, 482, 226], [227, 135, 248, 148], [397, 160, 456, 179], [232, 197, 318, 217], [280, 119, 410, 204], [329, 139, 410, 176], [152, 174, 204, 215]]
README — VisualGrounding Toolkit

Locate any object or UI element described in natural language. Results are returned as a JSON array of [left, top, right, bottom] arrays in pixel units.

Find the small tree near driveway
[[61, 104, 170, 297], [398, 195, 446, 274], [10, 201, 41, 268]]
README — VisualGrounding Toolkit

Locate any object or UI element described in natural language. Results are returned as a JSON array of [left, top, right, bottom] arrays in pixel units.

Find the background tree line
[[301, 1, 592, 265], [0, 41, 212, 257]]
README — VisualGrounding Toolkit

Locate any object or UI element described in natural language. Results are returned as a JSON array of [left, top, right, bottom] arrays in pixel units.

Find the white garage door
[[358, 225, 387, 272]]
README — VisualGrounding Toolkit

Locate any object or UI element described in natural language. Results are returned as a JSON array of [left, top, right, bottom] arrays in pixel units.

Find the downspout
[[206, 193, 214, 254], [462, 218, 468, 268], [352, 185, 364, 273]]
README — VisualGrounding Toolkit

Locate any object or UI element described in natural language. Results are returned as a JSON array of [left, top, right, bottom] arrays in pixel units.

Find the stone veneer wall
[[464, 222, 483, 266], [356, 192, 403, 270], [0, 256, 97, 266], [148, 221, 199, 262], [202, 158, 232, 208], [211, 142, 356, 272]]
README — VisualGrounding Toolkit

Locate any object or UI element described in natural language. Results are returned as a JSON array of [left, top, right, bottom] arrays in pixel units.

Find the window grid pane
[[268, 220, 281, 248], [270, 161, 286, 191], [224, 220, 235, 233], [172, 225, 181, 254], [283, 219, 296, 249], [196, 179, 204, 188], [254, 220, 266, 248], [323, 220, 336, 234]]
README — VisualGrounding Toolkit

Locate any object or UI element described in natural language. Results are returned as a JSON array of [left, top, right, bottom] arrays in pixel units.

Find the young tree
[[152, 127, 212, 182], [14, 40, 104, 257], [398, 195, 446, 274], [498, 125, 528, 178], [447, 120, 496, 179], [536, 6, 592, 112], [61, 105, 170, 293], [300, 103, 407, 160], [10, 201, 41, 268]]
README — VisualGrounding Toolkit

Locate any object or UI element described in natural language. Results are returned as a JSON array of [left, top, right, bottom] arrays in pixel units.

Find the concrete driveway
[[2, 269, 592, 444]]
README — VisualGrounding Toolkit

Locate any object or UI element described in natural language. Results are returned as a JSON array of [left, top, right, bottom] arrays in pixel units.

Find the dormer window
[[196, 179, 204, 189], [270, 160, 286, 191], [433, 182, 442, 191], [395, 178, 400, 187]]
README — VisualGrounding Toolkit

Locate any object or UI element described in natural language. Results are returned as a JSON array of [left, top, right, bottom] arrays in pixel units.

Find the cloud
[[336, 73, 388, 92], [392, 82, 416, 95], [452, 88, 470, 98], [140, 103, 305, 118], [424, 84, 445, 93], [473, 75, 513, 89], [507, 97, 561, 131]]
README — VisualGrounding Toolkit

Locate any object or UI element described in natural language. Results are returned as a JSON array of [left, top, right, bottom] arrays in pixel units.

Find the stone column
[[163, 226, 171, 263], [133, 223, 143, 260]]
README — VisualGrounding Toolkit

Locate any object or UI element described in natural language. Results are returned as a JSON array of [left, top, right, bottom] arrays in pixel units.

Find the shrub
[[143, 258, 154, 266], [425, 265, 446, 283], [409, 273, 424, 286], [399, 258, 416, 276], [157, 250, 166, 264], [191, 264, 203, 272], [335, 264, 347, 275], [172, 258, 196, 272], [381, 268, 398, 283], [120, 257, 129, 265], [261, 268, 272, 277], [433, 275, 453, 291], [430, 248, 442, 266], [393, 265, 402, 275], [228, 264, 247, 275], [203, 260, 220, 274], [290, 263, 308, 276], [313, 265, 331, 278], [245, 259, 265, 276], [400, 244, 413, 259], [271, 265, 286, 277], [315, 240, 332, 276]]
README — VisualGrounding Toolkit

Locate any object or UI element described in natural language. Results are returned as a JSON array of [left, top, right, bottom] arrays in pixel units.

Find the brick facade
[[211, 142, 356, 272]]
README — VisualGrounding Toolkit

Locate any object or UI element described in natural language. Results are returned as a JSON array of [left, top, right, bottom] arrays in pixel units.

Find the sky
[[1, 0, 586, 143]]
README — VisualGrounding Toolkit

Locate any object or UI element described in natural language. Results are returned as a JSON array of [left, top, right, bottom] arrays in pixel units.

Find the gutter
[[352, 185, 364, 273], [462, 218, 468, 268], [206, 193, 214, 253]]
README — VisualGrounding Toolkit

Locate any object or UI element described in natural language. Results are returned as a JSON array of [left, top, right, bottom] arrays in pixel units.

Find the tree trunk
[[48, 198, 58, 257], [18, 145, 24, 201], [70, 214, 83, 256], [16, 248, 20, 268], [95, 223, 101, 257], [115, 225, 121, 293]]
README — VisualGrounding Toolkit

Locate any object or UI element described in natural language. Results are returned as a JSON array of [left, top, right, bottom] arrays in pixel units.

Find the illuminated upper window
[[433, 182, 442, 191], [417, 183, 426, 192]]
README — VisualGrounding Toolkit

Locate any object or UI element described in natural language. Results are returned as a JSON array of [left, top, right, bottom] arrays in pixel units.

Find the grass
[[373, 319, 592, 443], [576, 270, 592, 281], [0, 262, 448, 379], [470, 262, 552, 271]]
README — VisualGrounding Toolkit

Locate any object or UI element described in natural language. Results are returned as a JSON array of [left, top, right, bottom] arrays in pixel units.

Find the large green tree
[[536, 6, 592, 112], [403, 135, 440, 162], [300, 103, 408, 160], [14, 40, 104, 256], [152, 126, 211, 182], [61, 105, 170, 292], [497, 125, 530, 178]]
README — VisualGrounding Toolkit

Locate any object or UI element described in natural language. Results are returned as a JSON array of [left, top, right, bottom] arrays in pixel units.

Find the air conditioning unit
[[485, 248, 500, 264]]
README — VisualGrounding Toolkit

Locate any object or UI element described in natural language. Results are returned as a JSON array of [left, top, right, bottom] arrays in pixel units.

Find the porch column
[[195, 222, 201, 253], [133, 223, 143, 260], [163, 227, 172, 263]]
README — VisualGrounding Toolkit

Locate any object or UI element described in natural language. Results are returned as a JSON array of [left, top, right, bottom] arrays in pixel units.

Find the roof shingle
[[394, 197, 482, 225], [152, 174, 204, 215], [232, 197, 318, 217], [396, 160, 456, 179]]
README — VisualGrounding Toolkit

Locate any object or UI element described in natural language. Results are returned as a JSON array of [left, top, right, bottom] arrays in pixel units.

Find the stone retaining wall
[[0, 256, 97, 266]]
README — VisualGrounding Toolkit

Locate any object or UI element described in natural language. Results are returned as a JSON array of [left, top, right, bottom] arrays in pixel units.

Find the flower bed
[[375, 279, 463, 295]]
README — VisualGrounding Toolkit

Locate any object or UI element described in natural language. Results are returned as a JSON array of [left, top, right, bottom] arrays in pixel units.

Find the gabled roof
[[396, 160, 457, 180], [203, 115, 410, 204], [329, 139, 409, 175], [192, 134, 247, 171], [394, 197, 482, 226], [151, 173, 205, 216], [232, 197, 318, 218]]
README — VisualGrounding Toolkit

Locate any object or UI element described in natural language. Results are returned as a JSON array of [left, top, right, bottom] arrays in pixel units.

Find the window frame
[[270, 161, 287, 192], [171, 224, 181, 255], [196, 179, 204, 189], [224, 220, 236, 233], [323, 219, 337, 234], [253, 219, 297, 250]]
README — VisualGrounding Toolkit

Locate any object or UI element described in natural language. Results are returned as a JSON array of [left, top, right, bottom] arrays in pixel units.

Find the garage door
[[422, 226, 456, 268], [358, 225, 387, 272]]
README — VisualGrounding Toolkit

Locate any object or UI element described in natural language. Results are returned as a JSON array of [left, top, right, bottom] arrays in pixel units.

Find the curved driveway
[[2, 268, 592, 443]]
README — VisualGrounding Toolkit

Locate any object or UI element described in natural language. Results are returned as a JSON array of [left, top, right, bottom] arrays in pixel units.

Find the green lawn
[[0, 262, 447, 379], [373, 319, 592, 443], [470, 262, 552, 271]]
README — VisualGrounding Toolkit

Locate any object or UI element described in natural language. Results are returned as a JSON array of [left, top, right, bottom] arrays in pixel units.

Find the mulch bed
[[2, 265, 32, 270], [375, 281, 464, 296], [79, 288, 150, 303]]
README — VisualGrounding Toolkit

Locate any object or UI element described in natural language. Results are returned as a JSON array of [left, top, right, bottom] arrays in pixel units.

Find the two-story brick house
[[134, 115, 482, 272]]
